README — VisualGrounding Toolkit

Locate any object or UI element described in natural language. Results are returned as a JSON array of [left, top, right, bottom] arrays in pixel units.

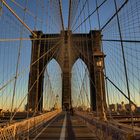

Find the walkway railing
[[75, 111, 140, 140], [0, 109, 61, 139]]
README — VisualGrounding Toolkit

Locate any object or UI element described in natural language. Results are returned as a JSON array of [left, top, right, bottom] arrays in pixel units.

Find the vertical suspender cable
[[58, 0, 64, 31], [114, 0, 134, 131], [68, 0, 72, 30], [95, 0, 112, 119], [10, 0, 29, 122]]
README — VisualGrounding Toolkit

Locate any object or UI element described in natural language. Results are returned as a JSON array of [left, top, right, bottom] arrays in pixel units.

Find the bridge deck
[[29, 112, 97, 140]]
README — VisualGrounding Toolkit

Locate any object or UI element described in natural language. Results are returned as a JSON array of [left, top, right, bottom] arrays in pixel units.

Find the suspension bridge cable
[[95, 0, 111, 118], [43, 45, 62, 111], [71, 0, 88, 30], [0, 0, 64, 125], [75, 63, 90, 108], [29, 30, 63, 114], [0, 39, 61, 114], [1, 0, 37, 37], [68, 0, 72, 30], [114, 0, 134, 129], [72, 0, 107, 32], [10, 0, 42, 22], [71, 43, 97, 110], [68, 0, 80, 30], [10, 0, 29, 120], [75, 40, 138, 108], [101, 0, 128, 31], [105, 76, 137, 108], [0, 40, 62, 93], [58, 0, 64, 31], [30, 44, 62, 116], [10, 42, 62, 121]]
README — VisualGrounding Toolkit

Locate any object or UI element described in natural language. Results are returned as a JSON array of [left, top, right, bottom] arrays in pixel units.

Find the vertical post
[[114, 0, 134, 128]]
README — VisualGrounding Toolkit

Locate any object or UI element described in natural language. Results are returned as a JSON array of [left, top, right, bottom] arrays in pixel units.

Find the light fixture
[[93, 51, 105, 69]]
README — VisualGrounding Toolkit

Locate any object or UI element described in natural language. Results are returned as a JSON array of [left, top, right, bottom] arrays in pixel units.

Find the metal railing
[[0, 109, 61, 139], [75, 111, 140, 140]]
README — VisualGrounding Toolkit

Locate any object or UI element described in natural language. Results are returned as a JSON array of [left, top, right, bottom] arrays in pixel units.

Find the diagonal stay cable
[[101, 0, 128, 31], [10, 0, 42, 22], [71, 0, 88, 30], [73, 43, 137, 108], [58, 0, 64, 31], [1, 0, 37, 37], [32, 39, 63, 114], [10, 43, 62, 121], [30, 45, 62, 117], [72, 0, 108, 32], [0, 40, 62, 92]]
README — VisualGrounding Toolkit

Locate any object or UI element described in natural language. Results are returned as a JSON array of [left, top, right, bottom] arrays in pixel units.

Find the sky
[[0, 0, 140, 111]]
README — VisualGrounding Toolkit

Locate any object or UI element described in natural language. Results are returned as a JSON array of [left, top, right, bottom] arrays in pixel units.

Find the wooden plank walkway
[[29, 112, 97, 140]]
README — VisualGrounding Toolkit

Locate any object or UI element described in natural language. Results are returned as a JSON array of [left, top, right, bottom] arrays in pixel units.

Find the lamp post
[[94, 51, 107, 121]]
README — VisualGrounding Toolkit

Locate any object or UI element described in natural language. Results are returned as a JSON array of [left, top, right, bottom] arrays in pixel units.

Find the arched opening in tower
[[71, 58, 90, 111], [43, 59, 62, 112]]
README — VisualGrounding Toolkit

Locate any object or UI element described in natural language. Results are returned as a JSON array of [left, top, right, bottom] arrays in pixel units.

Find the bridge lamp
[[94, 51, 105, 69]]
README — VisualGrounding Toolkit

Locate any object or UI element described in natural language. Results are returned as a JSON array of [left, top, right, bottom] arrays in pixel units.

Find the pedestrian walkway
[[29, 112, 97, 140]]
